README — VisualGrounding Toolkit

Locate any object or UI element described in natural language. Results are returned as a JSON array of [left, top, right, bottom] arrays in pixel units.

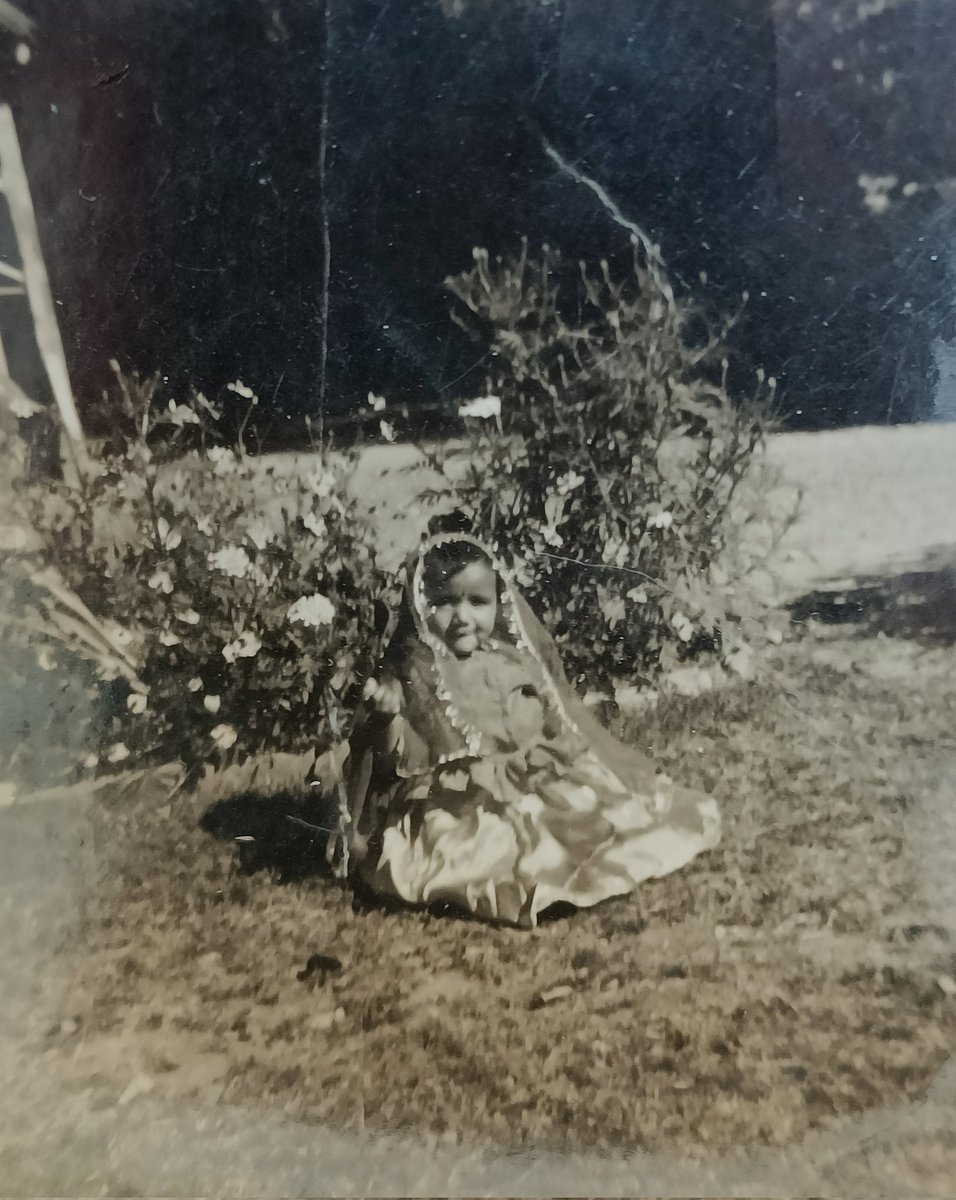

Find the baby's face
[[425, 560, 498, 657]]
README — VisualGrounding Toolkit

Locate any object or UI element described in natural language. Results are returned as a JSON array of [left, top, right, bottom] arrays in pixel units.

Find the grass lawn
[[52, 628, 956, 1155]]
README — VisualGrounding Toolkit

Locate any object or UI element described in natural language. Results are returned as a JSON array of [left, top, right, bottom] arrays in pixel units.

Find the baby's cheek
[[428, 608, 450, 634]]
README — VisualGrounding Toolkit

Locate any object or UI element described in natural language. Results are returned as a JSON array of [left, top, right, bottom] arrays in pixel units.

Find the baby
[[335, 530, 719, 927], [363, 539, 500, 714]]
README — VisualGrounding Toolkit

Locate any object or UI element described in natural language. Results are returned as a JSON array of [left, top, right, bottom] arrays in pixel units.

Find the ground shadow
[[789, 557, 956, 645], [200, 788, 339, 882], [199, 788, 537, 923]]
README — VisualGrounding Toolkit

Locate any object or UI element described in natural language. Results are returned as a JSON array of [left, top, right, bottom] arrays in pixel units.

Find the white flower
[[555, 470, 585, 495], [159, 630, 181, 646], [379, 419, 396, 443], [302, 511, 327, 539], [600, 595, 627, 627], [8, 392, 44, 419], [458, 395, 501, 420], [246, 520, 274, 551], [156, 517, 182, 551], [222, 630, 262, 663], [167, 399, 200, 426], [148, 568, 174, 594], [671, 611, 695, 642], [627, 587, 649, 604], [208, 545, 252, 579], [367, 391, 387, 412], [227, 380, 256, 400], [858, 173, 897, 216], [195, 515, 214, 536], [81, 753, 99, 770], [211, 724, 238, 750], [106, 742, 130, 763], [287, 592, 335, 628], [37, 647, 58, 671], [127, 692, 148, 714], [179, 609, 201, 625], [187, 677, 203, 692], [541, 524, 564, 548], [203, 694, 221, 714], [649, 511, 674, 530], [207, 446, 238, 476]]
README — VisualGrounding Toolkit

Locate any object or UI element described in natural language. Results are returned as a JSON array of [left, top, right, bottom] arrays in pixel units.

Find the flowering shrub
[[0, 366, 387, 779], [431, 240, 794, 692]]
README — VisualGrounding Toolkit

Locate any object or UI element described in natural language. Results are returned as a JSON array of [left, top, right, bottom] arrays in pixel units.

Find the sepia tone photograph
[[0, 0, 955, 1195]]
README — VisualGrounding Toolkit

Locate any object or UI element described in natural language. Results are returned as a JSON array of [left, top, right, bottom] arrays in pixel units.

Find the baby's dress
[[359, 643, 719, 928]]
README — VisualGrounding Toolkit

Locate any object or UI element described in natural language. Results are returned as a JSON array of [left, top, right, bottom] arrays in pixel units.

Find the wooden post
[[0, 103, 88, 474]]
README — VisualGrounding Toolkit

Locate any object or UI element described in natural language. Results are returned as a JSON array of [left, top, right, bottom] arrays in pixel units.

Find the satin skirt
[[360, 748, 720, 928]]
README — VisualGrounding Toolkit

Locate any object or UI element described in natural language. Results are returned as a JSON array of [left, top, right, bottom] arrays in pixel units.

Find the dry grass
[[56, 631, 956, 1155]]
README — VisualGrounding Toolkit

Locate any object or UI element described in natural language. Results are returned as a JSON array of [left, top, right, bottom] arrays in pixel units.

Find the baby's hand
[[362, 676, 403, 717]]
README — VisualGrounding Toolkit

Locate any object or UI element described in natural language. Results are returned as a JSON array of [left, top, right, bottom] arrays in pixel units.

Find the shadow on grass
[[789, 558, 956, 645], [348, 876, 580, 928], [199, 787, 425, 920], [200, 788, 339, 882]]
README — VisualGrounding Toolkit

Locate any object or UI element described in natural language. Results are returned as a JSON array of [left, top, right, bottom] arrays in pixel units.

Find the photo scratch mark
[[93, 65, 130, 89]]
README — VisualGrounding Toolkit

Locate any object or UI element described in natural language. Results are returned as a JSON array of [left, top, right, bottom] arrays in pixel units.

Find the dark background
[[1, 0, 955, 442]]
